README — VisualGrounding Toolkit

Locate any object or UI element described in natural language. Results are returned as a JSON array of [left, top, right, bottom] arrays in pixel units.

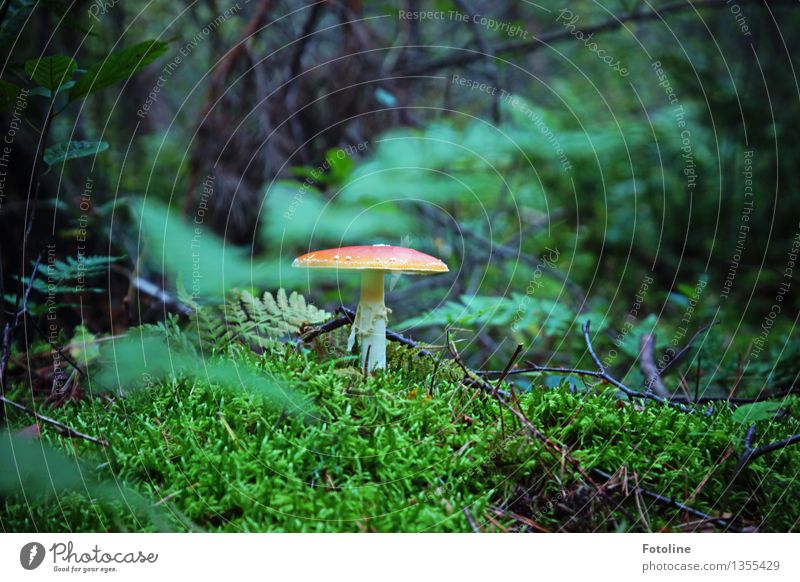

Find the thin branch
[[489, 506, 550, 532], [338, 306, 432, 356], [640, 333, 670, 398], [0, 395, 108, 446], [733, 425, 800, 475], [484, 322, 693, 412], [669, 389, 799, 405], [582, 321, 691, 411], [28, 317, 87, 378], [659, 322, 716, 376], [298, 314, 351, 344], [446, 332, 598, 488], [1, 254, 42, 399], [397, 0, 790, 77], [130, 276, 193, 316], [462, 506, 482, 532], [298, 306, 433, 357], [590, 468, 738, 532], [494, 343, 523, 394], [448, 331, 741, 530]]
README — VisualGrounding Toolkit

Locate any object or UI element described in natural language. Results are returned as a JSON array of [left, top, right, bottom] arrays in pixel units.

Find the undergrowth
[[2, 336, 799, 532]]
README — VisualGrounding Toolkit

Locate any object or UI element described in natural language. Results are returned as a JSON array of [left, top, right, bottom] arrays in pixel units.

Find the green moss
[[2, 343, 799, 532]]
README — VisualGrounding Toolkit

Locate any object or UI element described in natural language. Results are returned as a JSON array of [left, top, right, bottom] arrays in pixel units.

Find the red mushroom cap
[[293, 244, 448, 274]]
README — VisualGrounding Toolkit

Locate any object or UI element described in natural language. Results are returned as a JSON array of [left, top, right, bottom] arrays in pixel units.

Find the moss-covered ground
[[2, 342, 799, 532]]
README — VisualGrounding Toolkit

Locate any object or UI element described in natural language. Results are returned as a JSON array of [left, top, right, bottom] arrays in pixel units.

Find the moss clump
[[2, 343, 799, 532]]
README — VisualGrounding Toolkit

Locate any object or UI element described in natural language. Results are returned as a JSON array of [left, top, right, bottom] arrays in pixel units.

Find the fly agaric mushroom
[[293, 244, 448, 371]]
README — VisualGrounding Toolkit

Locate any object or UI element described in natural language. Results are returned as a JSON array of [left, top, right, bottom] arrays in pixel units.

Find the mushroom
[[293, 244, 449, 371]]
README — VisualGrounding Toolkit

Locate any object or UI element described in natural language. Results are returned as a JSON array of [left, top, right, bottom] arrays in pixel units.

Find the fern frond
[[223, 289, 331, 347], [177, 281, 235, 353], [22, 255, 121, 294]]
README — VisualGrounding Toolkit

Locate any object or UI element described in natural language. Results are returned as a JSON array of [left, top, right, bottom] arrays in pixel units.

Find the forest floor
[[3, 334, 799, 533]]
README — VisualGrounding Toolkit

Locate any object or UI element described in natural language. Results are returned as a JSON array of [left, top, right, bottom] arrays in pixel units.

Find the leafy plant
[[29, 255, 120, 294], [134, 198, 303, 300], [24, 55, 76, 91], [43, 140, 109, 166], [69, 40, 168, 100], [224, 288, 331, 346], [397, 293, 592, 339], [732, 402, 784, 425], [90, 328, 312, 416], [178, 284, 331, 352]]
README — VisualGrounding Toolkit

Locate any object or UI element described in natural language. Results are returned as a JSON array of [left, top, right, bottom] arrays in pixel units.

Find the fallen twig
[[668, 389, 799, 405], [462, 506, 482, 533], [590, 468, 738, 532], [0, 395, 108, 446], [397, 0, 793, 77], [489, 506, 550, 533], [28, 317, 87, 379], [733, 424, 800, 475], [1, 254, 42, 422], [640, 333, 670, 398], [446, 332, 598, 489], [494, 343, 523, 394], [297, 312, 351, 344], [299, 306, 433, 357], [447, 330, 741, 530], [658, 322, 716, 377], [488, 322, 691, 411]]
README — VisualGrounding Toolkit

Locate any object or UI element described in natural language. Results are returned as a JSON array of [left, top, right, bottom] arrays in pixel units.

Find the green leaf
[[732, 401, 784, 424], [69, 40, 168, 100], [24, 55, 77, 90], [43, 140, 109, 166], [324, 147, 355, 185], [28, 80, 76, 99]]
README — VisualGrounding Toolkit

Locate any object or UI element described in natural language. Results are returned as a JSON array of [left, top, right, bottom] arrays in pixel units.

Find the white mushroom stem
[[347, 270, 390, 371]]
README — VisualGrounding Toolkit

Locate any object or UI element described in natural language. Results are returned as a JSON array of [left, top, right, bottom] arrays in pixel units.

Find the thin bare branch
[[0, 395, 108, 447]]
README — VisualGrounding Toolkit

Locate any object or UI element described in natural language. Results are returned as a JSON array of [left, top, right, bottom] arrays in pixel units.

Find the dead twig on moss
[[481, 322, 692, 412], [0, 395, 108, 446], [590, 468, 738, 532], [462, 506, 482, 532], [668, 389, 799, 405], [489, 506, 550, 533], [446, 331, 599, 489], [658, 322, 717, 377], [733, 424, 800, 475], [448, 330, 741, 530], [298, 306, 432, 357]]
